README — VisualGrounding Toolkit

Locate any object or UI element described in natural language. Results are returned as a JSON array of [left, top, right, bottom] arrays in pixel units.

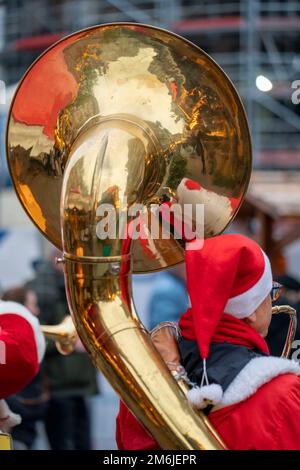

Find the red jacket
[[116, 373, 300, 450]]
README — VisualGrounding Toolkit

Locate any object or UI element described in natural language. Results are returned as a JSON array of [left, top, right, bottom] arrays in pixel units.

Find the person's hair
[[2, 286, 30, 306]]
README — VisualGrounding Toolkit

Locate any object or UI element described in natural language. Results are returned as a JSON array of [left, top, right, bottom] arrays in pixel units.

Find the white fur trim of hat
[[224, 252, 272, 319]]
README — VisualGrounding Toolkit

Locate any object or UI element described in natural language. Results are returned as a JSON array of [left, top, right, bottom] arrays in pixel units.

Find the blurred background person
[[148, 265, 189, 331], [27, 248, 99, 450], [3, 285, 48, 450]]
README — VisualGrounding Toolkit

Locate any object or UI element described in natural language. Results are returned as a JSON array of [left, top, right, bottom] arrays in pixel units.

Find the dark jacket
[[7, 367, 48, 448], [266, 295, 300, 358]]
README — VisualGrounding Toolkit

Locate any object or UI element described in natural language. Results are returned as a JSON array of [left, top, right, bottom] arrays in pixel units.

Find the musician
[[116, 234, 300, 450], [266, 274, 300, 357], [0, 298, 45, 433]]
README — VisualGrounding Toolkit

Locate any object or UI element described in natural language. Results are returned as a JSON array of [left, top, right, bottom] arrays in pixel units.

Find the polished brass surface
[[6, 23, 252, 449], [65, 257, 226, 449], [272, 305, 297, 358], [150, 322, 225, 447], [0, 433, 12, 451], [7, 23, 251, 273], [41, 315, 77, 355]]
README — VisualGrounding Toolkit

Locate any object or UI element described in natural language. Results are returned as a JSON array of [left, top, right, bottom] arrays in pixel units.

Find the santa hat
[[0, 301, 45, 398], [180, 233, 273, 409]]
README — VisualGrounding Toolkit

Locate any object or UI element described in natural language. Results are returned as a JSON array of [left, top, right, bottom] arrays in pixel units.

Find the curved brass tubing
[[61, 121, 226, 449]]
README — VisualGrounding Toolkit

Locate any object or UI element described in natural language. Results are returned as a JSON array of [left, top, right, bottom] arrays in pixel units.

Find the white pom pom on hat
[[187, 384, 223, 410]]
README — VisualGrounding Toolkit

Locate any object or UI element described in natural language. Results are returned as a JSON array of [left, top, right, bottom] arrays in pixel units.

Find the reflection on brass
[[7, 23, 251, 273], [272, 305, 297, 358], [41, 316, 77, 355], [7, 23, 252, 449]]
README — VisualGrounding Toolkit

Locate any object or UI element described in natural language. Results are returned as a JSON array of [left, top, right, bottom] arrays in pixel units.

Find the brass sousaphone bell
[[7, 24, 253, 449]]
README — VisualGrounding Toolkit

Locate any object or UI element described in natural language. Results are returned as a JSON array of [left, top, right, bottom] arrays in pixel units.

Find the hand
[[0, 400, 21, 433]]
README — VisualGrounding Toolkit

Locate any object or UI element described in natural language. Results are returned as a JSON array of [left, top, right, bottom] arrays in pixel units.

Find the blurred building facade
[[0, 0, 299, 273]]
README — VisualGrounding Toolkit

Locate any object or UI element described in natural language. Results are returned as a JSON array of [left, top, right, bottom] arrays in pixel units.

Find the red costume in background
[[0, 301, 45, 431]]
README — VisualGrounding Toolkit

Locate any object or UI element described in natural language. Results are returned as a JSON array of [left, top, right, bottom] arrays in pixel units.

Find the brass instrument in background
[[7, 23, 254, 450], [272, 305, 297, 358], [41, 316, 77, 355]]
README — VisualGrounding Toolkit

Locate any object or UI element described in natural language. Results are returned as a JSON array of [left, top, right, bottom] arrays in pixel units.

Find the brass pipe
[[61, 122, 226, 450], [64, 257, 226, 449]]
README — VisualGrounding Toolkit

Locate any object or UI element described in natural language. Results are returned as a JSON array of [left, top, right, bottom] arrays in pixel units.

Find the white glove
[[0, 399, 21, 433]]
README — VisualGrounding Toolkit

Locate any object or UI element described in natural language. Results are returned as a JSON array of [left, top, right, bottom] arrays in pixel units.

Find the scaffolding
[[1, 0, 300, 170]]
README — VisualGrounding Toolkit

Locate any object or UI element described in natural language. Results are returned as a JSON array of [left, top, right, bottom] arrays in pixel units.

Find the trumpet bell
[[41, 316, 77, 355]]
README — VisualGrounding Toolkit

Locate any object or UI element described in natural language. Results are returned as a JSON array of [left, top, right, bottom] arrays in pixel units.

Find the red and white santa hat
[[179, 233, 273, 409], [176, 178, 240, 236], [0, 301, 45, 399]]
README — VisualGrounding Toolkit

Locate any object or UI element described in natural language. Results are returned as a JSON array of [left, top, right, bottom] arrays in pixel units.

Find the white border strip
[[224, 252, 272, 319]]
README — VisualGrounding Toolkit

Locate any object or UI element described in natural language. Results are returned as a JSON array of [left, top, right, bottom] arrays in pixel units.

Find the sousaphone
[[7, 23, 252, 449]]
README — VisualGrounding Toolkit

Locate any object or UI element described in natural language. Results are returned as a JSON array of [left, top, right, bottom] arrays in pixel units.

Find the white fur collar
[[212, 356, 300, 411]]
